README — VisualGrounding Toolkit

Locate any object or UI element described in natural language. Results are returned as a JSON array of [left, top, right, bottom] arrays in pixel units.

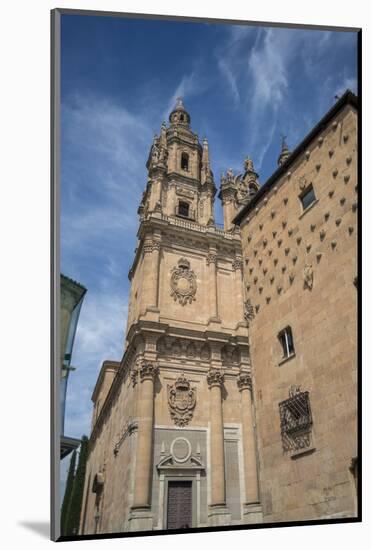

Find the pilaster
[[237, 372, 262, 522]]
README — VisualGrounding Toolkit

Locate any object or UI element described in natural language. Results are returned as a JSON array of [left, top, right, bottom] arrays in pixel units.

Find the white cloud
[[163, 71, 208, 120], [248, 29, 289, 114], [217, 58, 240, 105]]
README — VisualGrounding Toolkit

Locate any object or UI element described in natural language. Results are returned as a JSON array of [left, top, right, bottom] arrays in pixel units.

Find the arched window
[[178, 201, 190, 218], [181, 152, 189, 171]]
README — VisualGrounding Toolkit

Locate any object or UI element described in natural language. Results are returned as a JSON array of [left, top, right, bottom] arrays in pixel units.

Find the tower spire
[[277, 135, 291, 167]]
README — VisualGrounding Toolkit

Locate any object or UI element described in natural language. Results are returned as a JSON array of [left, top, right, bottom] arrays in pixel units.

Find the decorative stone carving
[[200, 344, 211, 361], [130, 369, 138, 387], [206, 253, 217, 265], [207, 369, 224, 387], [170, 258, 197, 305], [167, 373, 196, 427], [237, 372, 252, 391], [139, 362, 159, 382], [113, 419, 138, 456], [143, 241, 154, 254], [176, 186, 194, 199], [232, 258, 243, 271], [244, 299, 254, 323], [303, 264, 314, 290], [299, 176, 307, 190]]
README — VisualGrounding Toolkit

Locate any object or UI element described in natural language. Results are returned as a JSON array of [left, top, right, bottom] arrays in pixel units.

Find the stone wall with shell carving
[[238, 101, 358, 522]]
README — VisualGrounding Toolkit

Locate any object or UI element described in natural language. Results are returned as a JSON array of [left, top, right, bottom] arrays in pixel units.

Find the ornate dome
[[169, 97, 191, 126]]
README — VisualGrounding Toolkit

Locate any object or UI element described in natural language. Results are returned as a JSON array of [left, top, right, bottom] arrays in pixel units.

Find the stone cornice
[[91, 360, 120, 403]]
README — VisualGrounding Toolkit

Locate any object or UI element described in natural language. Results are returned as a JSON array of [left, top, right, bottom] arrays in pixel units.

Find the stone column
[[140, 237, 160, 316], [237, 372, 263, 523], [207, 368, 230, 525], [232, 256, 245, 322], [129, 362, 158, 530], [207, 249, 219, 321]]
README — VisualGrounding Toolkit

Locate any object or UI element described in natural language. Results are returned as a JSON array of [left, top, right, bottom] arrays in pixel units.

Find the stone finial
[[277, 135, 291, 167], [244, 155, 255, 172]]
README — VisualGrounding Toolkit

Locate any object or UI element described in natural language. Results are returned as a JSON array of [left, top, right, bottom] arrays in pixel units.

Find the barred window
[[279, 388, 313, 454]]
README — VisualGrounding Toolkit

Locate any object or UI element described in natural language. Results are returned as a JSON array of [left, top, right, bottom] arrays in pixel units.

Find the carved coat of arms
[[170, 258, 197, 305], [167, 373, 196, 427]]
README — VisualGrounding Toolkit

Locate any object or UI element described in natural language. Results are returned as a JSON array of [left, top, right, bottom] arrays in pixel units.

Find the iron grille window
[[279, 390, 313, 453], [278, 326, 295, 359], [300, 184, 316, 210]]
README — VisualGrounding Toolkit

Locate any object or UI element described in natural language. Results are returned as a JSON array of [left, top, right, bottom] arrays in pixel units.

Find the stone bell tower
[[80, 99, 263, 535], [219, 156, 260, 231]]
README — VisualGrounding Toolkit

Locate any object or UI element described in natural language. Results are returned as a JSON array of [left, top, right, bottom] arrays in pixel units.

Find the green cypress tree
[[60, 450, 76, 536], [65, 436, 89, 536]]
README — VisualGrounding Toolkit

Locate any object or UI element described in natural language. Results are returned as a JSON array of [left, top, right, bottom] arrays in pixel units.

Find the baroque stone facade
[[79, 92, 358, 534]]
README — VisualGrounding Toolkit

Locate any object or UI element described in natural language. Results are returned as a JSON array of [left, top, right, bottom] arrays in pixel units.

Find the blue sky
[[60, 13, 357, 480]]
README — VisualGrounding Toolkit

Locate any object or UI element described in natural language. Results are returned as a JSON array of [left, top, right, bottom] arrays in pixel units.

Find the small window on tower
[[278, 326, 295, 360], [178, 201, 190, 218], [181, 152, 189, 171]]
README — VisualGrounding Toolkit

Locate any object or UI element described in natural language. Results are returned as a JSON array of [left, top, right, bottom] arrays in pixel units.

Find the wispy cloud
[[162, 71, 208, 120]]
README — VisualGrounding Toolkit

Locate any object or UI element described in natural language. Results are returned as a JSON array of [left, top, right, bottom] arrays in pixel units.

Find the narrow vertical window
[[278, 326, 295, 359], [181, 152, 189, 171]]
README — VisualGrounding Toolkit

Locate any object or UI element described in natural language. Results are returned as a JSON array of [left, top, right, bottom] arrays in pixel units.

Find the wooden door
[[167, 480, 192, 529]]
